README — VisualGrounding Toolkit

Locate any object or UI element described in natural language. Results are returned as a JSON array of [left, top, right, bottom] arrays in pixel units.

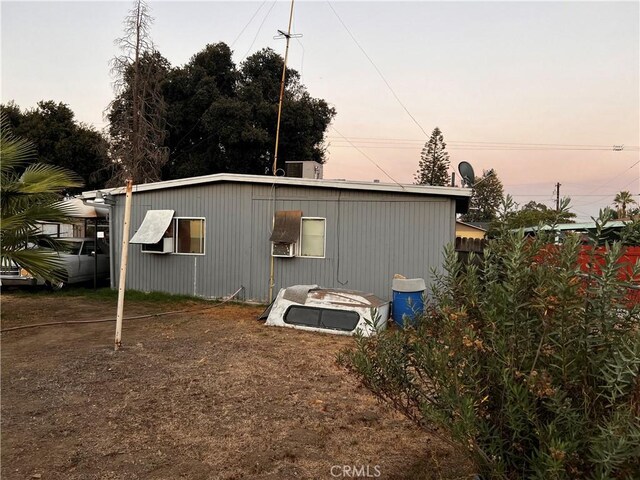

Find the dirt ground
[[1, 290, 473, 480]]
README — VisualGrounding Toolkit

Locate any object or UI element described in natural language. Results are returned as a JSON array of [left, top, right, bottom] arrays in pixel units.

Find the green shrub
[[340, 213, 640, 479]]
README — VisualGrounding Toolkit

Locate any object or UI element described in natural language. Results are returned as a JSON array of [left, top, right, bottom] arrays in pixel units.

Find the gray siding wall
[[110, 183, 456, 303]]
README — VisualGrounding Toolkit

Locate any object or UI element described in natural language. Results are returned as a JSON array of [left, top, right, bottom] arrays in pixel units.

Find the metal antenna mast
[[272, 0, 302, 176]]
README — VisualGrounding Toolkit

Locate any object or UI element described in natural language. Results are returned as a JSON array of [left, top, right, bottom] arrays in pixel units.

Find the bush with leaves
[[619, 219, 640, 246], [340, 205, 640, 479]]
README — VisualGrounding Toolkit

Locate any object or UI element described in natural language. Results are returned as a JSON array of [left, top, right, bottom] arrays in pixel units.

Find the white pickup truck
[[0, 238, 110, 289]]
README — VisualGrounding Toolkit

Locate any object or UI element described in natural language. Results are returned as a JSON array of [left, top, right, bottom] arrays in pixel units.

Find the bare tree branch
[[106, 0, 169, 185]]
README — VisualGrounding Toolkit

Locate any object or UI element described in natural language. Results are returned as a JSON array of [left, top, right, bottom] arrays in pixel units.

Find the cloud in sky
[[2, 1, 638, 220]]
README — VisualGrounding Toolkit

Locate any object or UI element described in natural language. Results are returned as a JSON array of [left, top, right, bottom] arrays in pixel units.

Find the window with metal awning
[[130, 210, 175, 245], [130, 210, 176, 254], [270, 210, 302, 257], [130, 210, 206, 255]]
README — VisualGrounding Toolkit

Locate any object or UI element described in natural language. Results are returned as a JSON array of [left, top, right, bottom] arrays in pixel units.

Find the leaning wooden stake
[[115, 180, 133, 351]]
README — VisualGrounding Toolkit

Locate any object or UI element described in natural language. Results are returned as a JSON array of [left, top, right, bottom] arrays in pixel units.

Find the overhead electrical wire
[[240, 0, 278, 63], [291, 10, 305, 81], [567, 180, 639, 208], [326, 1, 430, 139], [171, 0, 273, 153], [510, 193, 635, 198], [327, 135, 640, 149], [571, 161, 640, 202], [326, 136, 639, 151], [324, 2, 639, 157], [330, 125, 403, 187], [230, 1, 268, 48], [329, 145, 629, 152]]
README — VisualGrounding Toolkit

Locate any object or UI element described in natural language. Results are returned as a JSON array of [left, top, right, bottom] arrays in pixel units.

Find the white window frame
[[172, 217, 206, 256], [299, 217, 326, 259]]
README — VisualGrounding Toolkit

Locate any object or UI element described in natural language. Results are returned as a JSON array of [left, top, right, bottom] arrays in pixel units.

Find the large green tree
[[461, 169, 505, 222], [501, 200, 576, 230], [162, 45, 335, 179], [0, 101, 109, 192], [414, 127, 450, 186], [1, 115, 83, 282]]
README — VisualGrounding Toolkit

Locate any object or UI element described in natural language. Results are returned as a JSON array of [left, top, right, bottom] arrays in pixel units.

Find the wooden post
[[271, 0, 296, 176], [115, 180, 133, 351]]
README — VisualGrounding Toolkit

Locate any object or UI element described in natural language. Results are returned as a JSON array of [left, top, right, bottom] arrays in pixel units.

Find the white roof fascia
[[80, 173, 472, 200]]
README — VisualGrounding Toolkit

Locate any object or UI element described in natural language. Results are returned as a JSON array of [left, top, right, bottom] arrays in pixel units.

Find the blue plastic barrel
[[392, 278, 426, 328]]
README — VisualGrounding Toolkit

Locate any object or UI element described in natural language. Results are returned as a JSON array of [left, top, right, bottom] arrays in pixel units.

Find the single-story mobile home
[[81, 173, 471, 303]]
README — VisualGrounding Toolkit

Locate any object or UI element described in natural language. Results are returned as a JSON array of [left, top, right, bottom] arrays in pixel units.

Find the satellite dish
[[458, 161, 475, 187]]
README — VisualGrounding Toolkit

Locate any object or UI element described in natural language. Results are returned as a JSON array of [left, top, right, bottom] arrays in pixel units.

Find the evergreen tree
[[461, 169, 504, 222], [414, 127, 450, 186]]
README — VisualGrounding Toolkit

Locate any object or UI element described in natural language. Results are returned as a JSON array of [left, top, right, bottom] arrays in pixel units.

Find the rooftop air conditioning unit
[[272, 242, 295, 258], [141, 237, 173, 254]]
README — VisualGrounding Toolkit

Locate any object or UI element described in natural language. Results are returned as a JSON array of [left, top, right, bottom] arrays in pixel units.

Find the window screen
[[300, 218, 326, 257], [283, 306, 360, 332], [176, 218, 205, 254]]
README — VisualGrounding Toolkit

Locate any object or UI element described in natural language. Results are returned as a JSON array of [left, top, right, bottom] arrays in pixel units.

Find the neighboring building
[[81, 174, 470, 303], [455, 220, 487, 240], [522, 221, 630, 244]]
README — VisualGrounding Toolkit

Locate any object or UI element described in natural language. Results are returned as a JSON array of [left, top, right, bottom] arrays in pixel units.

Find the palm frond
[[0, 113, 36, 173], [2, 248, 66, 283], [1, 115, 87, 283], [18, 163, 83, 193]]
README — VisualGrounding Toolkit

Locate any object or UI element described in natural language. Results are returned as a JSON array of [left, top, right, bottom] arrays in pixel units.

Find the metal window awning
[[130, 210, 175, 244], [269, 210, 302, 244]]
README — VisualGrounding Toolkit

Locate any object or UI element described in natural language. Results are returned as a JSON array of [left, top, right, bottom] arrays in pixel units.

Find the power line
[[240, 0, 278, 63], [330, 125, 404, 187], [327, 135, 640, 150], [291, 8, 305, 81], [571, 180, 639, 208], [329, 144, 631, 152], [230, 1, 268, 48], [510, 193, 634, 197], [579, 161, 640, 197], [326, 1, 430, 139]]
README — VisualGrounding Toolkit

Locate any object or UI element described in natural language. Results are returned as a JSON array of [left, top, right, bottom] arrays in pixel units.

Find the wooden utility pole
[[555, 182, 561, 211], [115, 180, 133, 351], [268, 0, 300, 302], [272, 0, 297, 176]]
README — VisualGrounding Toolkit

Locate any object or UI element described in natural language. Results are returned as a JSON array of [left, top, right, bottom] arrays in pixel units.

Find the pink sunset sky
[[2, 1, 638, 221]]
